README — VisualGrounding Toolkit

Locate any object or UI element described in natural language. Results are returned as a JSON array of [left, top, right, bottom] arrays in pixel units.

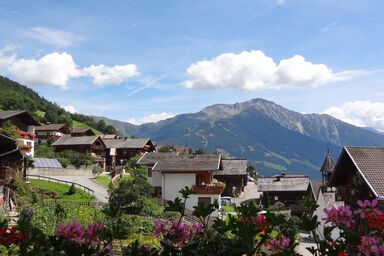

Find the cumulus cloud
[[185, 50, 359, 90], [323, 101, 384, 131], [127, 112, 175, 125], [25, 27, 83, 48], [82, 64, 138, 86], [0, 48, 138, 88], [64, 105, 78, 114]]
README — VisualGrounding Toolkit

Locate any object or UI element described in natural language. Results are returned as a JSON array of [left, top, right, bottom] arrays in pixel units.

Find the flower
[[355, 199, 382, 219], [323, 205, 355, 228], [266, 236, 291, 254], [357, 236, 384, 256]]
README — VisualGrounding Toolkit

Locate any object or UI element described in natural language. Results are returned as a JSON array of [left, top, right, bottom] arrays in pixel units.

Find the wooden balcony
[[192, 182, 225, 195], [0, 167, 16, 181]]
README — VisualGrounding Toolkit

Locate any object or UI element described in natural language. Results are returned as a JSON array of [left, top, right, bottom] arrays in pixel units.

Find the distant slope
[[0, 76, 112, 134], [97, 99, 384, 178]]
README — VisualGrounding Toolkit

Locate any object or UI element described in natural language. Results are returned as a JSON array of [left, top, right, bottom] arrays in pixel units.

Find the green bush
[[66, 183, 76, 195], [0, 208, 8, 228], [92, 164, 103, 175]]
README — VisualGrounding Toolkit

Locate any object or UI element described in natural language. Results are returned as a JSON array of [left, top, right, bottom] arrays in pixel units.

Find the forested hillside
[[0, 76, 117, 134]]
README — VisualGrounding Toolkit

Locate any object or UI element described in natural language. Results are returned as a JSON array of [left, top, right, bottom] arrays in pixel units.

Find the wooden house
[[328, 147, 384, 207], [103, 138, 155, 169], [258, 174, 315, 216], [52, 135, 106, 157], [35, 123, 71, 144], [71, 127, 96, 137], [214, 159, 248, 196], [0, 110, 39, 157]]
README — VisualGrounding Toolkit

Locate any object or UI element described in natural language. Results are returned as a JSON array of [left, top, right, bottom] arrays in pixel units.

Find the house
[[0, 110, 39, 157], [138, 152, 225, 216], [328, 147, 384, 208], [214, 159, 248, 196], [0, 134, 23, 206], [103, 138, 155, 169], [35, 123, 71, 144], [257, 174, 315, 216], [52, 135, 106, 157], [71, 127, 96, 137]]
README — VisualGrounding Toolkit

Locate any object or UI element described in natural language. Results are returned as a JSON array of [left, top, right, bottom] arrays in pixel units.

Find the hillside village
[[1, 107, 384, 254]]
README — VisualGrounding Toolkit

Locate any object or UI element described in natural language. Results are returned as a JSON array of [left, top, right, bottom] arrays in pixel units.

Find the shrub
[[0, 208, 8, 229], [66, 183, 77, 195], [92, 164, 103, 175]]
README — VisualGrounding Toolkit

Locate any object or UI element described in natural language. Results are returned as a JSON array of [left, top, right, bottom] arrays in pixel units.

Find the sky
[[0, 0, 384, 130]]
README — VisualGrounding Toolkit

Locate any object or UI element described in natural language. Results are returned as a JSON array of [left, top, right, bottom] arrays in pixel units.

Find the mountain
[[96, 99, 384, 178]]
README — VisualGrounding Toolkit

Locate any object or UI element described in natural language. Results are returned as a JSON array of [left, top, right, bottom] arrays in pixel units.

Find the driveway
[[234, 181, 261, 205], [50, 175, 109, 203]]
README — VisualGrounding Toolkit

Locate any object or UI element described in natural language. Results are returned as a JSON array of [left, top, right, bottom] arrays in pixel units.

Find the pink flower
[[266, 236, 291, 253], [357, 236, 384, 256], [355, 199, 382, 219], [323, 205, 355, 228]]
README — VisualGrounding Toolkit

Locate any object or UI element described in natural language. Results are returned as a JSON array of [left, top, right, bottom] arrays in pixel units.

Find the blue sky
[[1, 0, 384, 129]]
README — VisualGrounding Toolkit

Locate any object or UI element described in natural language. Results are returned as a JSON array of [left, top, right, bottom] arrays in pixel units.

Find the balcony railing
[[192, 182, 225, 194]]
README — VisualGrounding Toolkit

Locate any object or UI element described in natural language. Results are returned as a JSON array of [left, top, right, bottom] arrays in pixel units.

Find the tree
[[97, 120, 107, 132], [0, 121, 18, 139], [104, 125, 117, 135], [158, 144, 176, 153], [195, 148, 205, 155], [108, 174, 153, 215]]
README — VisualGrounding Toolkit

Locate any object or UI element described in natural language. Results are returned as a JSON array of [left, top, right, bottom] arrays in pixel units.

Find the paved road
[[234, 181, 261, 205], [52, 175, 109, 203]]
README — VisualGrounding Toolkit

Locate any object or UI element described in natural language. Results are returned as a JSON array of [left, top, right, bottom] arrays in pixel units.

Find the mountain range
[[94, 99, 384, 179]]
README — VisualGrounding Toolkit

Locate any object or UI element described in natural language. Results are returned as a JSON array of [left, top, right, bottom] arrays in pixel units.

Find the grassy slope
[[93, 176, 111, 188], [30, 179, 95, 202], [72, 120, 103, 135]]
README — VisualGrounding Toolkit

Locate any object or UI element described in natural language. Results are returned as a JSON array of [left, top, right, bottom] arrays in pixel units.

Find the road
[[52, 175, 109, 203], [234, 181, 261, 205]]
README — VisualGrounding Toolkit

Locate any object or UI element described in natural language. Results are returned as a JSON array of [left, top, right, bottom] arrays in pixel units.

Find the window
[[95, 141, 101, 146], [147, 168, 152, 177], [198, 197, 211, 207], [27, 142, 32, 146]]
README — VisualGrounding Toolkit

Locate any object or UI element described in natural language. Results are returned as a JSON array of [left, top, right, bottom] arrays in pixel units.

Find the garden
[[2, 177, 384, 255]]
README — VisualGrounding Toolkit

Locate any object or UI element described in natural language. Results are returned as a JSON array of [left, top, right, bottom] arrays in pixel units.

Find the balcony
[[192, 182, 225, 195]]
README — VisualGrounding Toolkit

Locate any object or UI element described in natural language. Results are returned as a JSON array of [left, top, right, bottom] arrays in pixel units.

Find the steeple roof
[[320, 148, 335, 173]]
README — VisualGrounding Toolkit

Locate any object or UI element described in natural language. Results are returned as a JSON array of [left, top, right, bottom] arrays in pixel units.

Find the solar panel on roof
[[33, 158, 63, 168]]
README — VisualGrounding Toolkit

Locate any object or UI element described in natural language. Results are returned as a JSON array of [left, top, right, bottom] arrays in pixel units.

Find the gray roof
[[215, 159, 247, 176], [151, 154, 221, 172], [258, 176, 311, 192], [52, 135, 99, 146], [0, 110, 26, 119], [344, 147, 384, 198], [0, 110, 39, 125], [320, 150, 335, 173], [104, 138, 150, 149], [33, 158, 63, 168], [71, 127, 93, 133], [35, 124, 66, 131], [137, 152, 178, 165]]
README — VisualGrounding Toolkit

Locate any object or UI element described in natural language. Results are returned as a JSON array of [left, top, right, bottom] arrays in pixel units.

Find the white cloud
[[275, 0, 285, 5], [0, 48, 139, 88], [82, 64, 138, 86], [25, 27, 83, 48], [185, 50, 360, 90], [127, 112, 175, 125], [323, 101, 384, 131], [64, 105, 78, 114]]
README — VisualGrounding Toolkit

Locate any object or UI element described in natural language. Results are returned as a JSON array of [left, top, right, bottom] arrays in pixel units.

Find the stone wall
[[28, 167, 93, 176]]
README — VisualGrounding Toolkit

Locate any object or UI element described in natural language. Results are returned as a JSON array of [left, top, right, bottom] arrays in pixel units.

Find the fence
[[27, 174, 94, 195], [28, 167, 93, 176]]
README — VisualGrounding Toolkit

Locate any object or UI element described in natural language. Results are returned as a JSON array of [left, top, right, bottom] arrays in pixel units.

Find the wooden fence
[[27, 174, 94, 195]]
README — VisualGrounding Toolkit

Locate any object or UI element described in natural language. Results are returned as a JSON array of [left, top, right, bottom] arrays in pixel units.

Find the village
[[1, 109, 383, 255]]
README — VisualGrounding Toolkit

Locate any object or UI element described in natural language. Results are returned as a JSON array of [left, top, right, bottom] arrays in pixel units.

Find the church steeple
[[320, 147, 335, 187]]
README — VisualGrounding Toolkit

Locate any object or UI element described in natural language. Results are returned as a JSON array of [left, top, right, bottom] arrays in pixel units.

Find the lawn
[[222, 205, 236, 212], [30, 179, 95, 202], [72, 120, 103, 135], [93, 175, 111, 188]]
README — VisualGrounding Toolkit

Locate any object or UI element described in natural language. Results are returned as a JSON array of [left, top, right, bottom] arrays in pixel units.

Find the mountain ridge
[[94, 98, 384, 178]]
